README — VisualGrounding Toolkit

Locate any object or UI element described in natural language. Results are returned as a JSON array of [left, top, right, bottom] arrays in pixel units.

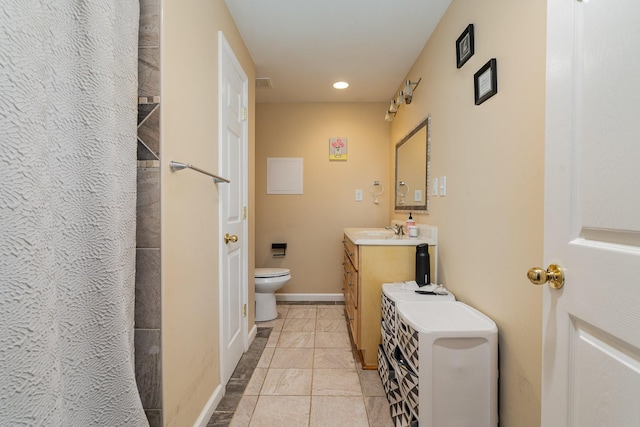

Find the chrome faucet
[[385, 224, 404, 236]]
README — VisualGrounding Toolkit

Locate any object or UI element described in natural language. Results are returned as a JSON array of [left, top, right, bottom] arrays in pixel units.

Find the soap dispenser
[[406, 212, 415, 230]]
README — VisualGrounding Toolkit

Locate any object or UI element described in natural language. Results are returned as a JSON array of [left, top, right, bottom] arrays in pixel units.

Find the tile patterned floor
[[207, 303, 393, 427]]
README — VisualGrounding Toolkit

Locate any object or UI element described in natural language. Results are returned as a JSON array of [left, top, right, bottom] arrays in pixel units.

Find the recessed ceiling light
[[333, 81, 349, 89]]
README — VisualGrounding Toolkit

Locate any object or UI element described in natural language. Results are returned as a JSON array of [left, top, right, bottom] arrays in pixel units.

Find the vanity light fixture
[[333, 81, 349, 89], [384, 77, 422, 121], [385, 110, 395, 122], [403, 78, 421, 104], [389, 99, 399, 113]]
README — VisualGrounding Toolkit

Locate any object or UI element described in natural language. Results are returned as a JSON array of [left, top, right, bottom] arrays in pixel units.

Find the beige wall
[[255, 103, 389, 294], [159, 0, 544, 423], [160, 1, 255, 425], [389, 0, 546, 425]]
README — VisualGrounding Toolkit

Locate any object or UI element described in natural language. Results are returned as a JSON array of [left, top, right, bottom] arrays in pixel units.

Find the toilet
[[254, 268, 291, 322]]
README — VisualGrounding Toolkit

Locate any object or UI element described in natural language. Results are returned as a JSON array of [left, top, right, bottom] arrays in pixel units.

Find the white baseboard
[[275, 293, 344, 302], [194, 324, 259, 427], [193, 383, 224, 427]]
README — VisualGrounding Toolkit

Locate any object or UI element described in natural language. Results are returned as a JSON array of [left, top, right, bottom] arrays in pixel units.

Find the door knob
[[224, 233, 238, 244], [527, 264, 564, 289]]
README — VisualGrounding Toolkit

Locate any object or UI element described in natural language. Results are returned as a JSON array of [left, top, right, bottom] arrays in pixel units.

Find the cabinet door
[[343, 235, 358, 268], [350, 269, 358, 309], [343, 251, 359, 346], [343, 253, 356, 300], [342, 252, 351, 300], [344, 289, 357, 345]]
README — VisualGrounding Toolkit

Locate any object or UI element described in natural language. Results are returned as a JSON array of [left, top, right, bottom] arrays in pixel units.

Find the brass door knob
[[224, 233, 238, 244], [527, 264, 564, 289]]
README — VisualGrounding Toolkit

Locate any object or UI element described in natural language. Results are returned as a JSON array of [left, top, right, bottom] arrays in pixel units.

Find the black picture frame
[[474, 58, 498, 105], [456, 24, 474, 68]]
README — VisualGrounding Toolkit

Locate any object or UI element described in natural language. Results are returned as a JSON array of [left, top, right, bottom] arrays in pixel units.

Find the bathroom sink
[[344, 228, 432, 246], [350, 229, 395, 238]]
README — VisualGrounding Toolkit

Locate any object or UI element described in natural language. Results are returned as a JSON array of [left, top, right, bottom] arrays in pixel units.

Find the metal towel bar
[[169, 161, 230, 183]]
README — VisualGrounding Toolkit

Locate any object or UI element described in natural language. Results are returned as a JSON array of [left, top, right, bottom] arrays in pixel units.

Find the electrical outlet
[[355, 189, 363, 201], [414, 189, 422, 202]]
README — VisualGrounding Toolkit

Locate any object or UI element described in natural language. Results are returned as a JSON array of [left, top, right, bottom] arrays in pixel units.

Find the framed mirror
[[395, 115, 430, 212]]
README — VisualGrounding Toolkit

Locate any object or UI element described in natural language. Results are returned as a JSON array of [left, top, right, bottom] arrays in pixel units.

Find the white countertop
[[344, 227, 436, 246]]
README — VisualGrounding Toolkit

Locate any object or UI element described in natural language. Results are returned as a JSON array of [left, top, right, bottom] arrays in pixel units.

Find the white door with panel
[[541, 0, 640, 425], [219, 32, 248, 385]]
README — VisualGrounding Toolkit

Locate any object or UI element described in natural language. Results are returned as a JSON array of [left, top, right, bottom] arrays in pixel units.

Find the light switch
[[432, 178, 438, 196], [439, 176, 447, 196], [414, 189, 422, 202], [355, 189, 363, 201]]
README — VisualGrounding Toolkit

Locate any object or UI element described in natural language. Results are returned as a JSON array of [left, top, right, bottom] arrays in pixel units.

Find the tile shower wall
[[136, 1, 162, 426]]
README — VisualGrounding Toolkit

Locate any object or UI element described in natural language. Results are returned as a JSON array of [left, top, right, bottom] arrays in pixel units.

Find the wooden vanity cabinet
[[342, 235, 417, 369]]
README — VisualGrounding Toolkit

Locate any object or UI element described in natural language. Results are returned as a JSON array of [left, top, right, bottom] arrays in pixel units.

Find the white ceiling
[[224, 0, 452, 103]]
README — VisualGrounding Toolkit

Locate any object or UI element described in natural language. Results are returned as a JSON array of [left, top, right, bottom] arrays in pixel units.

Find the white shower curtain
[[0, 1, 148, 426]]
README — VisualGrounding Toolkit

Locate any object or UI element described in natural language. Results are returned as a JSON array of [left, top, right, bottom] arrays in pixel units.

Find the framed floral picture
[[329, 137, 347, 161]]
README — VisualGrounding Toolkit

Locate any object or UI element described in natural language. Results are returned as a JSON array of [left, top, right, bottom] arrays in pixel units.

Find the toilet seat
[[255, 268, 290, 278]]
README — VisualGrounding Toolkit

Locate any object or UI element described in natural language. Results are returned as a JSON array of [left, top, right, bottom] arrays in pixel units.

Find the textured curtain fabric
[[0, 1, 148, 426]]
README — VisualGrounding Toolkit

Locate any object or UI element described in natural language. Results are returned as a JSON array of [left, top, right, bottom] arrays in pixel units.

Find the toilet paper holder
[[272, 243, 287, 257]]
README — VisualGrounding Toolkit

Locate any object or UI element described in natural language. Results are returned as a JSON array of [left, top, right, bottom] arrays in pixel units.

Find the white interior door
[[219, 32, 248, 385], [542, 0, 640, 425]]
